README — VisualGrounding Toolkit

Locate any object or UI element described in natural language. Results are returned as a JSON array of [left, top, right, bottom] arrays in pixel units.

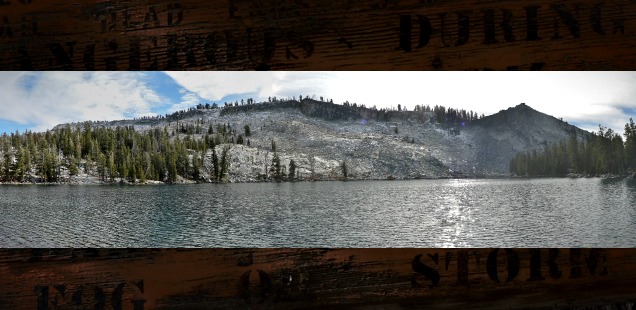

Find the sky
[[0, 71, 635, 135]]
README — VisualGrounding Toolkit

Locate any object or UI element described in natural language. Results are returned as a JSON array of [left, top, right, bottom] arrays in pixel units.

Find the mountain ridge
[[39, 100, 596, 183], [469, 102, 594, 173]]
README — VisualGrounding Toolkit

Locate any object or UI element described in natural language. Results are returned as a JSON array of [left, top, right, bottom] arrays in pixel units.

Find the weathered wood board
[[0, 0, 635, 70], [1, 248, 635, 309]]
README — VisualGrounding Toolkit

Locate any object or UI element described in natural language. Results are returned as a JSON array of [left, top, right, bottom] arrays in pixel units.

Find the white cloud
[[165, 72, 276, 100], [0, 72, 164, 131], [165, 71, 331, 102], [1, 72, 634, 135], [169, 92, 202, 113], [168, 71, 636, 134]]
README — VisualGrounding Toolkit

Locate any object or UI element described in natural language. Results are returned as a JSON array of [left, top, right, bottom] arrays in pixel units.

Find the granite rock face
[[52, 100, 589, 182]]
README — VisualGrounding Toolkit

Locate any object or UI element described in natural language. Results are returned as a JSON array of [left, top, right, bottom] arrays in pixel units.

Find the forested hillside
[[0, 122, 239, 183], [510, 119, 636, 176], [1, 98, 634, 184], [0, 98, 486, 184]]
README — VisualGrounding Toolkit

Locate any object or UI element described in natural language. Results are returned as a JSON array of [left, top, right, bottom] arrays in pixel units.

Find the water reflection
[[432, 180, 473, 247], [0, 178, 635, 247]]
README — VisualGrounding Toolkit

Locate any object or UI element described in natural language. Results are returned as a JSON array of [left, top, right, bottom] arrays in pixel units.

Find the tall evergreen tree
[[288, 159, 296, 181], [625, 118, 636, 172], [244, 125, 251, 137], [219, 146, 230, 182], [341, 161, 348, 180], [271, 152, 281, 181], [212, 147, 219, 180]]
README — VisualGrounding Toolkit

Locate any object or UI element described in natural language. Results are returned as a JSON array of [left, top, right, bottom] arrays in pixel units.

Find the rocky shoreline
[[2, 172, 634, 185], [509, 173, 636, 179]]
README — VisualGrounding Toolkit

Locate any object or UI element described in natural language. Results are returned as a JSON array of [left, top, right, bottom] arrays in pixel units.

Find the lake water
[[1, 178, 635, 247]]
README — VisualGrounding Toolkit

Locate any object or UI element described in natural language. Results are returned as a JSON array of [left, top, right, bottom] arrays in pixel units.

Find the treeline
[[510, 119, 636, 176], [142, 95, 488, 127], [106, 98, 255, 123], [228, 96, 486, 128], [414, 104, 485, 124], [0, 121, 253, 183], [164, 96, 486, 128]]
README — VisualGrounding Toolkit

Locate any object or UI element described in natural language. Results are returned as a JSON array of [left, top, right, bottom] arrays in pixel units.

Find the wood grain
[[1, 248, 635, 309], [2, 1, 635, 308], [0, 0, 634, 70]]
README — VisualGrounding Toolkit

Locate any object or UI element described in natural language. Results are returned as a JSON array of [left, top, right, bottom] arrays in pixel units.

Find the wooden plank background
[[0, 0, 635, 70], [2, 1, 635, 308], [1, 248, 635, 309]]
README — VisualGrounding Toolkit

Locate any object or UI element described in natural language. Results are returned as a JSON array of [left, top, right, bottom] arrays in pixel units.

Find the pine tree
[[625, 118, 636, 172], [15, 146, 27, 182], [212, 146, 219, 180], [2, 151, 12, 182], [192, 152, 201, 181], [309, 156, 315, 180], [219, 146, 230, 182], [136, 159, 145, 183], [341, 161, 348, 180], [167, 152, 178, 184], [129, 162, 137, 183], [69, 156, 79, 176], [108, 152, 116, 182], [288, 159, 296, 181], [271, 152, 281, 181], [97, 153, 106, 181], [568, 130, 579, 172]]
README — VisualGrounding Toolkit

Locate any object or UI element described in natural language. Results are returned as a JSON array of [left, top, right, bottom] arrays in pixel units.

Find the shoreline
[[1, 173, 634, 185]]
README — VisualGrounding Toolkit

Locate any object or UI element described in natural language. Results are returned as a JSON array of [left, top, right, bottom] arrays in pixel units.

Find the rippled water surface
[[1, 178, 635, 247]]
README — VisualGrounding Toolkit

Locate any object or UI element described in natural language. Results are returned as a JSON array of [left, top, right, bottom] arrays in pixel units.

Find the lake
[[1, 178, 635, 247]]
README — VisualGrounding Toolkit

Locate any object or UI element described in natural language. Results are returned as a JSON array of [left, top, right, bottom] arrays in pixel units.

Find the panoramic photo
[[0, 71, 635, 247]]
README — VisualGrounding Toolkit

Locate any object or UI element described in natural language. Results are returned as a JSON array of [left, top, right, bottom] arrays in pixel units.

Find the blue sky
[[1, 71, 635, 135]]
